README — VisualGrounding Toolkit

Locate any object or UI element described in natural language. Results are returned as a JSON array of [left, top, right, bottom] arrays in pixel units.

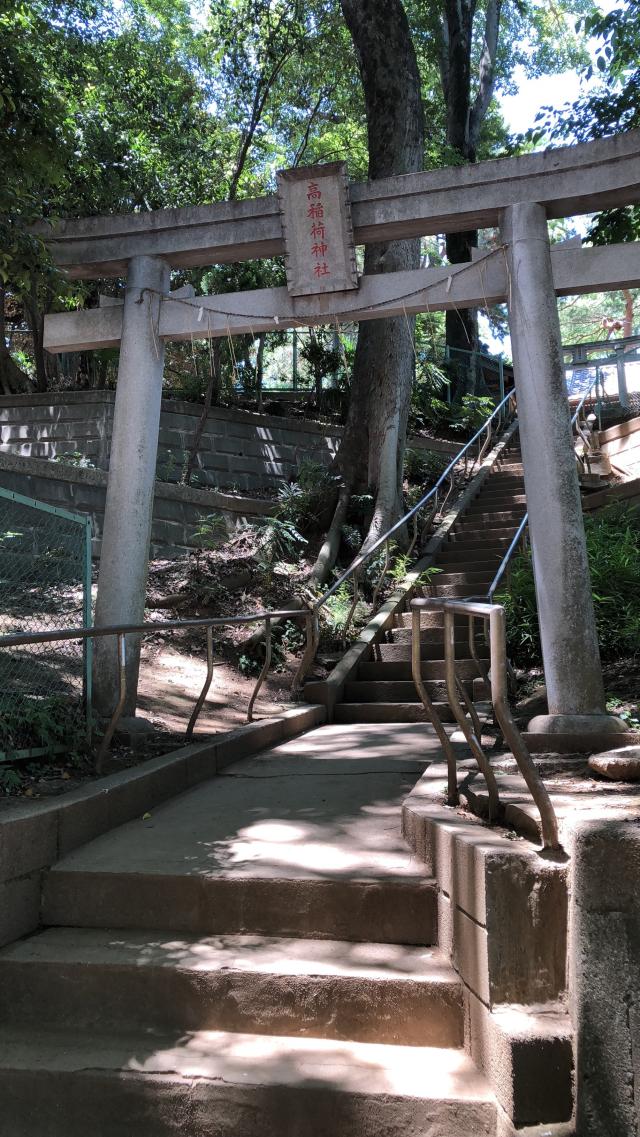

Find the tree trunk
[[439, 0, 502, 387], [0, 286, 30, 395], [323, 0, 423, 570], [445, 231, 479, 398], [25, 278, 48, 393], [623, 288, 635, 338], [255, 332, 265, 411]]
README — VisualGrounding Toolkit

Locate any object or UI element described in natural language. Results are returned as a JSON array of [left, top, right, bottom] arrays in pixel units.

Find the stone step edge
[[0, 1025, 497, 1115], [0, 929, 463, 1047]]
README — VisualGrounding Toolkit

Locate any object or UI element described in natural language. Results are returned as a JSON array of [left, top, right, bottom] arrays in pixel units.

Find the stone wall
[[0, 392, 457, 554], [0, 451, 273, 557], [0, 392, 344, 495]]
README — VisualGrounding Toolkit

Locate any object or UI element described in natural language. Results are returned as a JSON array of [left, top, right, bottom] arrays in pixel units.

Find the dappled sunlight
[[72, 928, 443, 981], [125, 1029, 481, 1099]]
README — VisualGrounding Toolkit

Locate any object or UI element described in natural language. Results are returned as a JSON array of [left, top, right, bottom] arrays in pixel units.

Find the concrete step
[[394, 612, 473, 629], [334, 702, 457, 724], [0, 1026, 497, 1137], [345, 680, 464, 703], [465, 499, 525, 515], [43, 867, 436, 947], [435, 558, 502, 574], [449, 525, 519, 542], [359, 658, 478, 681], [460, 508, 525, 525], [427, 581, 492, 598], [370, 636, 468, 660], [437, 541, 513, 562], [358, 659, 485, 681], [434, 569, 497, 585], [377, 643, 477, 662], [0, 928, 463, 1048]]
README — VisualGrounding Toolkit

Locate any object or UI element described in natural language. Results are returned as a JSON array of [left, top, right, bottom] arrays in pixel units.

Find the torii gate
[[41, 130, 640, 744]]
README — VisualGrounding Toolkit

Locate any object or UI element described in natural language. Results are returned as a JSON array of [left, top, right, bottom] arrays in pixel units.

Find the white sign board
[[277, 162, 359, 297]]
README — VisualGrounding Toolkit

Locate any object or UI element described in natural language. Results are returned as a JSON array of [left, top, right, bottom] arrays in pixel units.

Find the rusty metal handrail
[[290, 391, 517, 681], [0, 608, 312, 770], [411, 596, 560, 850]]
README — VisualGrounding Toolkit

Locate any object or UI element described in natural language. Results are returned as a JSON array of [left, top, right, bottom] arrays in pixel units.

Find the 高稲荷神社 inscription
[[277, 162, 358, 297]]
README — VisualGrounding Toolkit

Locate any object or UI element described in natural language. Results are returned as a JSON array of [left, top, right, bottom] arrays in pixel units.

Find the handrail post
[[442, 603, 501, 820], [489, 606, 560, 850], [291, 611, 319, 697], [247, 616, 272, 723], [96, 632, 126, 773], [410, 600, 459, 806], [186, 624, 214, 740]]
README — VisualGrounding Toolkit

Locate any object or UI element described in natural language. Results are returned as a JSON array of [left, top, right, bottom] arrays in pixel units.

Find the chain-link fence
[[0, 487, 92, 761]]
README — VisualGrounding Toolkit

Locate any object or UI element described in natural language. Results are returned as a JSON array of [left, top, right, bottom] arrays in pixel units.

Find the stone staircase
[[0, 724, 498, 1136], [335, 450, 526, 724]]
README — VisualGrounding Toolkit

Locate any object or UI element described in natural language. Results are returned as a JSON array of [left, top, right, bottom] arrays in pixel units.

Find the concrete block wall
[[0, 451, 274, 558], [0, 392, 343, 495], [0, 391, 458, 497]]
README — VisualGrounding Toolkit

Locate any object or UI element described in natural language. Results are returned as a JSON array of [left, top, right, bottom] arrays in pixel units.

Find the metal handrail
[[411, 596, 560, 851], [310, 390, 517, 637], [0, 608, 312, 771], [487, 378, 604, 601]]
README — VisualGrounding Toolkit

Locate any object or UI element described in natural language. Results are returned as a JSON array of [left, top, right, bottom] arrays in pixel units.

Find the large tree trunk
[[439, 0, 502, 393], [315, 0, 423, 577]]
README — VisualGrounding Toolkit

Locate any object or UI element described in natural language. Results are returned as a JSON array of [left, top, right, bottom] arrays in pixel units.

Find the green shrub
[[403, 447, 449, 485], [276, 460, 340, 534], [499, 504, 640, 665]]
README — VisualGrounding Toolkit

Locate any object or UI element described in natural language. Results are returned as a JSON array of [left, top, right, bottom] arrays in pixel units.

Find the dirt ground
[[136, 640, 297, 736]]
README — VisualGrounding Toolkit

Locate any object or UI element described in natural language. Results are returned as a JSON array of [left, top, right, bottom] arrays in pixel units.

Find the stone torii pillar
[[501, 202, 624, 745], [93, 254, 170, 717]]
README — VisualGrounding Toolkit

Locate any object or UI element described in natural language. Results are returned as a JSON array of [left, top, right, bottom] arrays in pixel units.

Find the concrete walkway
[[44, 723, 456, 941], [0, 722, 499, 1137]]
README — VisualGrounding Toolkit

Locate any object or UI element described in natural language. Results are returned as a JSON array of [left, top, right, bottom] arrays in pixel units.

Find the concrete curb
[[0, 703, 325, 948], [401, 763, 572, 1130]]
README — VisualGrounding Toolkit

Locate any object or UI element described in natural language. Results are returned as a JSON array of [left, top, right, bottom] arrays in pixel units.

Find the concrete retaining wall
[[0, 391, 343, 495], [402, 785, 572, 1132], [0, 393, 457, 554], [0, 391, 457, 494], [0, 450, 274, 558]]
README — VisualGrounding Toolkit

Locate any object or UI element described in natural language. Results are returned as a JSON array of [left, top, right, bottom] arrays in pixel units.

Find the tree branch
[[469, 0, 502, 155]]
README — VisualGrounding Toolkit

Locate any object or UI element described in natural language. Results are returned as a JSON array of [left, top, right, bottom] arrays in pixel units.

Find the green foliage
[[193, 513, 228, 550], [238, 652, 262, 678], [404, 447, 450, 486], [251, 516, 307, 577], [0, 765, 23, 794], [0, 693, 81, 757], [606, 696, 640, 732], [52, 451, 95, 469], [450, 395, 497, 436], [322, 581, 367, 641], [499, 505, 640, 665], [276, 460, 340, 535]]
